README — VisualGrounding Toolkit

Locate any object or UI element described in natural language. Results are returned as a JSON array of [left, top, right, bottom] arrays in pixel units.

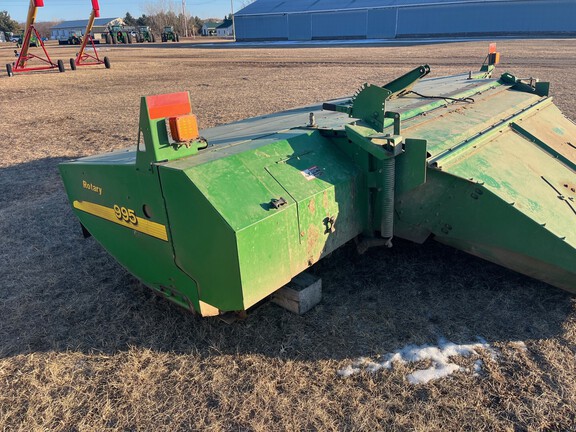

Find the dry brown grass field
[[1, 39, 576, 431]]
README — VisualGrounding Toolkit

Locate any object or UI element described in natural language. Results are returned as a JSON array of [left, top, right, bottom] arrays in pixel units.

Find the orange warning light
[[486, 43, 500, 66], [169, 115, 200, 142], [488, 52, 500, 66]]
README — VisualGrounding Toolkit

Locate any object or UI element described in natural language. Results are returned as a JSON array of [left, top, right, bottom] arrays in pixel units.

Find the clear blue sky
[[2, 0, 239, 23]]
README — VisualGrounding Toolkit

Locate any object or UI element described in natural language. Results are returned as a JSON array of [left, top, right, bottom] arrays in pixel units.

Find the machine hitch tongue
[[59, 45, 576, 317]]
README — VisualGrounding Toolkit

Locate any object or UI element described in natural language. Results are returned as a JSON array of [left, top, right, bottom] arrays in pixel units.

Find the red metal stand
[[7, 25, 64, 76], [71, 34, 110, 69], [69, 0, 110, 70], [6, 0, 65, 77]]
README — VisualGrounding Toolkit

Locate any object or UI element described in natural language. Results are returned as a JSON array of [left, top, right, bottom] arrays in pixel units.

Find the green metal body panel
[[159, 131, 363, 310], [60, 58, 576, 316], [58, 153, 202, 311]]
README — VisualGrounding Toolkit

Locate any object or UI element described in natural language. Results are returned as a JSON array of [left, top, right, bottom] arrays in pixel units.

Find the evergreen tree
[[0, 11, 19, 35], [136, 14, 149, 26], [124, 12, 137, 26]]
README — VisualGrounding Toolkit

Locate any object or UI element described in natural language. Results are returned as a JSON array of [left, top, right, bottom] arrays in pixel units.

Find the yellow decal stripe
[[73, 201, 168, 241]]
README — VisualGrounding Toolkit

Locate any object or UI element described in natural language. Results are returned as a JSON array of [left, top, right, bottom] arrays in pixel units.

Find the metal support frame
[[7, 0, 64, 76], [72, 34, 109, 68], [70, 0, 110, 69]]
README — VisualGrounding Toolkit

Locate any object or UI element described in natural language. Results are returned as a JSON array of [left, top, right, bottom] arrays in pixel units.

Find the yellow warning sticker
[[73, 200, 168, 241]]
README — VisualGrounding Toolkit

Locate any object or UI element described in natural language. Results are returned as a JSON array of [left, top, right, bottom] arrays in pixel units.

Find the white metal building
[[216, 19, 234, 37], [201, 21, 222, 36], [234, 0, 576, 41]]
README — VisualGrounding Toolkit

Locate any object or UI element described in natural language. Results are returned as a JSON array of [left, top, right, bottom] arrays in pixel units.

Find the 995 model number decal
[[113, 205, 138, 225], [73, 200, 168, 241]]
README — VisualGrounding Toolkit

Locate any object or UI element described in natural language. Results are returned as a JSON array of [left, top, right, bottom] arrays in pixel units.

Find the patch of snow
[[337, 365, 359, 377], [407, 362, 461, 385], [338, 337, 495, 384], [473, 359, 484, 376]]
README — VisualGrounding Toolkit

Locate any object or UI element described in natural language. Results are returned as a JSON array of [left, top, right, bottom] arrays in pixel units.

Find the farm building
[[50, 17, 123, 43], [234, 0, 576, 41], [201, 21, 222, 36], [216, 19, 234, 37]]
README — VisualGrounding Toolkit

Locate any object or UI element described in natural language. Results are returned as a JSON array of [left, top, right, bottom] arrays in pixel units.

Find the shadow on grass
[[0, 157, 70, 209], [0, 157, 573, 361]]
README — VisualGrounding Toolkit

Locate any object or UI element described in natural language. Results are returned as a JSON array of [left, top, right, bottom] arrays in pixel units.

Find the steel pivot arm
[[382, 64, 430, 99], [349, 65, 429, 131], [323, 65, 430, 131]]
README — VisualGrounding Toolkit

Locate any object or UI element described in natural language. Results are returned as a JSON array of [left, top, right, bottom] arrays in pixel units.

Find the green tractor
[[137, 26, 156, 43], [161, 26, 179, 42], [67, 32, 82, 45], [16, 32, 39, 47], [105, 25, 132, 44]]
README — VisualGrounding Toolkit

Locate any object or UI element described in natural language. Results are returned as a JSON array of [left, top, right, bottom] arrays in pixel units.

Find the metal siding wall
[[311, 10, 367, 39], [509, 0, 576, 32], [235, 14, 288, 40], [288, 13, 312, 40], [396, 0, 576, 36], [367, 8, 397, 38], [237, 0, 576, 41]]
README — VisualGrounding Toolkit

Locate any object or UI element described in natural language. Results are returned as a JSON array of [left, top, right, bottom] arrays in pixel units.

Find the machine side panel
[[158, 167, 246, 312], [58, 162, 202, 311], [160, 131, 365, 311], [396, 170, 576, 292], [441, 103, 576, 247], [264, 148, 364, 269]]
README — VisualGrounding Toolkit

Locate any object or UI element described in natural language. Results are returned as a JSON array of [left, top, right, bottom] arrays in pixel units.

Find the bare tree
[[144, 0, 178, 15], [144, 0, 178, 33], [142, 1, 204, 37], [34, 21, 61, 38]]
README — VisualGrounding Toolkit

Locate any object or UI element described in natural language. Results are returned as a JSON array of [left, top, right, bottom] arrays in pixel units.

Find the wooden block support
[[271, 272, 322, 315]]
